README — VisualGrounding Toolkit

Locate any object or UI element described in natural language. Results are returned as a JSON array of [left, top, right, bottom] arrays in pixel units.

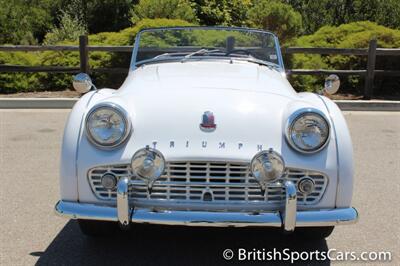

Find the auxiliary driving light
[[131, 147, 165, 189], [297, 177, 315, 195], [250, 149, 285, 190], [101, 173, 117, 190]]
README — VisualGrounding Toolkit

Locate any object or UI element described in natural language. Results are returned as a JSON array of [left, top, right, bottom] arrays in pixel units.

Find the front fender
[[59, 89, 116, 201], [319, 96, 354, 208]]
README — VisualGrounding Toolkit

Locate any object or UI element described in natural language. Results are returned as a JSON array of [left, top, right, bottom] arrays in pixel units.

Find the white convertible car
[[55, 26, 358, 238]]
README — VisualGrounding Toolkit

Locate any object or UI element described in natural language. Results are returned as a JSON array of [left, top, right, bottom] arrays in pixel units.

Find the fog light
[[250, 148, 285, 190], [297, 177, 315, 195], [131, 146, 165, 189], [101, 173, 117, 190]]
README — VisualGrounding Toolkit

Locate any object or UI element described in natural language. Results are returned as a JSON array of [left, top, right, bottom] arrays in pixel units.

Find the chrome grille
[[88, 162, 328, 205]]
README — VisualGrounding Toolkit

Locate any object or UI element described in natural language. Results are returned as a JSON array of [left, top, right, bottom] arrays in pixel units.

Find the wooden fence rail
[[1, 35, 400, 99]]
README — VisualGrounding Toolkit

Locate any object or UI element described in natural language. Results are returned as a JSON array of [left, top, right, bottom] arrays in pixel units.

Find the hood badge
[[200, 111, 216, 132]]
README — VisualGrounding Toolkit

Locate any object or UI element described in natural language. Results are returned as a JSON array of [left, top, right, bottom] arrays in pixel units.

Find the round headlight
[[286, 109, 330, 153], [86, 104, 130, 148]]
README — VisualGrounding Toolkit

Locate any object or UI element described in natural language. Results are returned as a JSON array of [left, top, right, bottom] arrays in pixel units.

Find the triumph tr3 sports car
[[55, 26, 358, 238]]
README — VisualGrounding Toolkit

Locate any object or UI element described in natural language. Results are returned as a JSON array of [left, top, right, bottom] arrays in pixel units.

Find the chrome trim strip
[[55, 201, 358, 228], [117, 177, 130, 226], [283, 181, 297, 232], [274, 35, 285, 72], [137, 26, 279, 38]]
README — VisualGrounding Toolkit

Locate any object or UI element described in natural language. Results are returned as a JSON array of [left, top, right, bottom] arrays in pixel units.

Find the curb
[[334, 100, 400, 111], [0, 98, 78, 109], [0, 98, 399, 111]]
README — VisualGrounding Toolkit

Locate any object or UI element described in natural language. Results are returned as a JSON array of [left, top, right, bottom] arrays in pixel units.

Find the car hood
[[92, 62, 326, 161], [121, 61, 297, 97]]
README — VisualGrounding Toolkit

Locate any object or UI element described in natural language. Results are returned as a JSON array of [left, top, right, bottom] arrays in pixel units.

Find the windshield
[[131, 27, 284, 70]]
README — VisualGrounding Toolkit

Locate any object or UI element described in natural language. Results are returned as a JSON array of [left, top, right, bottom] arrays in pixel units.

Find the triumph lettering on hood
[[149, 140, 265, 151]]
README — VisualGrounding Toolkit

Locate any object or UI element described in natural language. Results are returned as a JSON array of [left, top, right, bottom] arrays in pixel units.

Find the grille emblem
[[200, 111, 216, 132], [203, 191, 213, 201]]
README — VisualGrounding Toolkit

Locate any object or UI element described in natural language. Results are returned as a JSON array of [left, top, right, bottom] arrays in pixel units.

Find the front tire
[[295, 226, 334, 239], [77, 219, 117, 237]]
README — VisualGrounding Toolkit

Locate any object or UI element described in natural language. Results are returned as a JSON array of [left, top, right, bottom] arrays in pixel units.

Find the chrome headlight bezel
[[285, 108, 330, 154], [85, 103, 131, 149]]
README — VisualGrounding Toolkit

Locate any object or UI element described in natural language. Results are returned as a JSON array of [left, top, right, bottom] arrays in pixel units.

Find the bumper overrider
[[55, 178, 358, 232]]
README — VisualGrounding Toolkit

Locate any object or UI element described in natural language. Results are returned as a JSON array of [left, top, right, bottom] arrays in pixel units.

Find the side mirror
[[73, 73, 93, 93], [324, 74, 340, 95]]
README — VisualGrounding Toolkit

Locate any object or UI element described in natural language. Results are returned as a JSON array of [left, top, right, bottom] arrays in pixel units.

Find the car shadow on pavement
[[34, 220, 330, 266]]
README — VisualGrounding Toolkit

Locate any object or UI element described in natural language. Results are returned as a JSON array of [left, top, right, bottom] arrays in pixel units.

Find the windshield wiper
[[181, 49, 224, 62], [234, 57, 281, 70], [153, 52, 187, 59]]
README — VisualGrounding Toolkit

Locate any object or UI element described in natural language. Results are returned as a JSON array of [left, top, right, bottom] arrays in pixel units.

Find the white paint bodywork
[[59, 60, 354, 210]]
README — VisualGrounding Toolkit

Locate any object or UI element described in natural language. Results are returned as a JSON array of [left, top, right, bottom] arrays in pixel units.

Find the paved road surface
[[0, 110, 399, 265]]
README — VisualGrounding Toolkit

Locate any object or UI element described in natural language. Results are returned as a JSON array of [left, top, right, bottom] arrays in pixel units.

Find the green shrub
[[0, 18, 193, 93], [288, 21, 400, 96], [0, 52, 45, 93]]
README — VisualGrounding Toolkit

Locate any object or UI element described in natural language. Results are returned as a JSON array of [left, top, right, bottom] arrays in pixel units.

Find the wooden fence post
[[364, 39, 377, 99], [79, 35, 89, 74]]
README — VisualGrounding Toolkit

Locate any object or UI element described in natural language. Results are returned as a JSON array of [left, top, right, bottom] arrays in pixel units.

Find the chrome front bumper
[[55, 179, 358, 231]]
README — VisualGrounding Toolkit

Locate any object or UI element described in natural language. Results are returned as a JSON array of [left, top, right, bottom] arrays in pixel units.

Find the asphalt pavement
[[0, 110, 399, 265]]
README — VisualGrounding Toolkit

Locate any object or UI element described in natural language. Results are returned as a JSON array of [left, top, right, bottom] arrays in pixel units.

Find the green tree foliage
[[0, 0, 61, 44], [247, 0, 303, 43], [0, 52, 43, 92], [130, 0, 198, 24], [83, 0, 136, 33], [44, 11, 87, 45], [0, 0, 136, 44], [190, 0, 251, 26], [284, 0, 400, 34], [0, 2, 35, 45], [289, 21, 400, 96]]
